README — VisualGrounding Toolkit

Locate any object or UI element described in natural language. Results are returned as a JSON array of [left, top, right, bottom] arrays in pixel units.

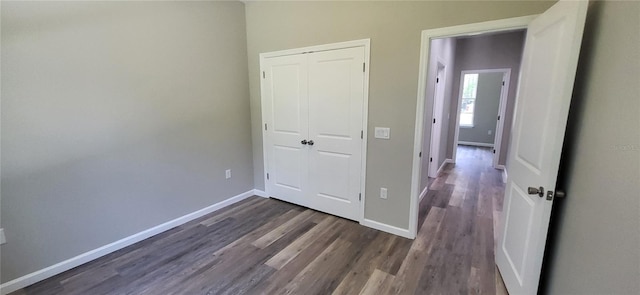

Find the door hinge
[[363, 63, 366, 72], [419, 152, 422, 157], [502, 81, 505, 86], [433, 118, 436, 124], [359, 193, 362, 201], [497, 115, 501, 121], [436, 78, 439, 83], [430, 157, 433, 162], [493, 149, 496, 154], [265, 123, 268, 131], [361, 130, 363, 139], [266, 173, 269, 180], [263, 71, 265, 79]]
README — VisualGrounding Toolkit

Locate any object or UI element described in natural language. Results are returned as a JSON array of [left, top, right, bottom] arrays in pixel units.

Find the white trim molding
[[419, 186, 429, 201], [436, 158, 454, 176], [252, 189, 269, 198], [501, 167, 509, 184], [360, 219, 413, 239], [458, 141, 494, 148], [0, 190, 258, 295]]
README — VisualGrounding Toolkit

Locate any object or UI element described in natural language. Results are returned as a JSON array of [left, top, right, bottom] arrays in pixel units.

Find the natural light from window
[[460, 73, 478, 127]]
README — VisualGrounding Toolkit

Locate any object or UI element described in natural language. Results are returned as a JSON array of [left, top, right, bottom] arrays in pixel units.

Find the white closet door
[[262, 54, 309, 206], [307, 47, 365, 221]]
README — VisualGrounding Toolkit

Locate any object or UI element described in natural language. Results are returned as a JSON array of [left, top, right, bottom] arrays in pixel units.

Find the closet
[[260, 40, 369, 221]]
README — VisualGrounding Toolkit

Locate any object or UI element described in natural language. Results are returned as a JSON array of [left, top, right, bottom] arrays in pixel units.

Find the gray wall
[[543, 1, 640, 294], [245, 1, 553, 229], [420, 37, 456, 192], [1, 1, 253, 283], [447, 31, 526, 165], [458, 72, 503, 144]]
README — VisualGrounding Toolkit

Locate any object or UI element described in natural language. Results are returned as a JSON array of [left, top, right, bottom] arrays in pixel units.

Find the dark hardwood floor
[[11, 146, 507, 295]]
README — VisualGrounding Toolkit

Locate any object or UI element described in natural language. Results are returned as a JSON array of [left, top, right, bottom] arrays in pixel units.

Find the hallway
[[417, 145, 507, 294]]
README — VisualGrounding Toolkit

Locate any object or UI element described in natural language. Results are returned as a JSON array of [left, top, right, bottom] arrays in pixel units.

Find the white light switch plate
[[380, 188, 388, 199], [374, 127, 390, 139]]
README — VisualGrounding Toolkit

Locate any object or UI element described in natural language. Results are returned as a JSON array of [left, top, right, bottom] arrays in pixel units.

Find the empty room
[[1, 1, 638, 295]]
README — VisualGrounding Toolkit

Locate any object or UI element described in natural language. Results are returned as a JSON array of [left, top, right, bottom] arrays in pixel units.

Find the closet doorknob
[[301, 140, 308, 145], [307, 140, 314, 146]]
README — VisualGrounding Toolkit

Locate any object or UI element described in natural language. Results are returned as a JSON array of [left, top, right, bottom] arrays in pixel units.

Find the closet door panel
[[262, 54, 309, 206], [307, 47, 365, 220]]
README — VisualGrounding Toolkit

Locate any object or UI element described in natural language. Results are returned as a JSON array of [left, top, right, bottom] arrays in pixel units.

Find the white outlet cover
[[225, 169, 232, 179], [374, 127, 390, 139], [0, 228, 6, 245]]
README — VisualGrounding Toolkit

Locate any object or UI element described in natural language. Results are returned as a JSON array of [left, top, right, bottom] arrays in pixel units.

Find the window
[[460, 73, 478, 127]]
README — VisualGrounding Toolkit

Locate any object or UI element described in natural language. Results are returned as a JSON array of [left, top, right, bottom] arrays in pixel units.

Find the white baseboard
[[0, 190, 257, 295], [458, 141, 494, 148], [360, 218, 414, 239], [501, 167, 508, 183], [419, 186, 429, 201], [436, 158, 453, 176], [252, 189, 268, 198]]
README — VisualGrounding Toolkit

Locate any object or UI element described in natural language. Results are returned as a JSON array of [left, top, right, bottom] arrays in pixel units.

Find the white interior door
[[262, 54, 309, 207], [493, 71, 511, 169], [428, 65, 446, 177], [496, 1, 588, 294], [307, 47, 365, 221]]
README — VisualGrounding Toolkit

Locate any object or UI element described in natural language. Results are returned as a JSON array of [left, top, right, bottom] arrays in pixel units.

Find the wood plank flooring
[[11, 146, 507, 295]]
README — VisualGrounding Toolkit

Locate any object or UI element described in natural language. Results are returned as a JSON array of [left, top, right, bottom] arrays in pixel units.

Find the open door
[[428, 64, 446, 177], [496, 1, 588, 294]]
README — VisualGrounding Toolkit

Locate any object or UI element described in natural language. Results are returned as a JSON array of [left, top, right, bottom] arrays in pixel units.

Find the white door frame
[[259, 39, 370, 223], [451, 68, 511, 169], [427, 59, 447, 178], [409, 16, 535, 239]]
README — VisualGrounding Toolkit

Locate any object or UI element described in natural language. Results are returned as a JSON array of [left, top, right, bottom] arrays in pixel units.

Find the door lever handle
[[527, 186, 544, 198]]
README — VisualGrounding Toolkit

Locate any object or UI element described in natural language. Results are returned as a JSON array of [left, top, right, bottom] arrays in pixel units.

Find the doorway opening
[[410, 2, 588, 293], [419, 29, 526, 202], [417, 27, 527, 293], [452, 68, 511, 170], [409, 15, 532, 295]]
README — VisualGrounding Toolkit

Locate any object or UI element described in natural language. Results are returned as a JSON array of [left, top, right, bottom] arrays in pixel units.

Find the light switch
[[374, 127, 390, 139], [380, 188, 388, 199]]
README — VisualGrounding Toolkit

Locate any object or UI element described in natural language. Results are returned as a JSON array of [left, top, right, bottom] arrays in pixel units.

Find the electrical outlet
[[488, 130, 492, 135], [225, 169, 232, 179], [0, 229, 6, 245], [380, 188, 388, 199]]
